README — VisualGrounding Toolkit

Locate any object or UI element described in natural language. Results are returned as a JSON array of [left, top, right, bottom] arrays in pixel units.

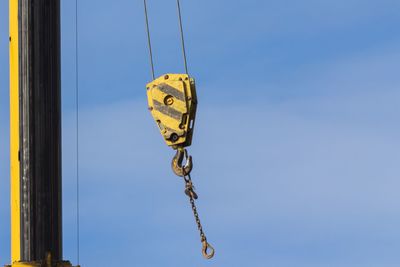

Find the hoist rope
[[75, 0, 80, 264], [176, 0, 189, 75], [143, 0, 156, 80], [143, 0, 190, 78]]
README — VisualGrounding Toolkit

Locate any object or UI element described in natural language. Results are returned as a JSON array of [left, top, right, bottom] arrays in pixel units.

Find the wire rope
[[75, 0, 80, 264], [144, 0, 156, 80], [144, 0, 190, 78], [176, 0, 189, 74]]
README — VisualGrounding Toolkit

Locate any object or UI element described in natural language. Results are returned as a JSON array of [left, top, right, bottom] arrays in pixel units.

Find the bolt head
[[164, 95, 174, 106]]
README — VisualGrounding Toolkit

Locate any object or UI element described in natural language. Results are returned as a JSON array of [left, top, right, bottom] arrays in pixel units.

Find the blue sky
[[1, 0, 400, 266]]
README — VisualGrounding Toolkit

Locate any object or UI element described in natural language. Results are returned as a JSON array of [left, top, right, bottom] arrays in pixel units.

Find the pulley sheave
[[146, 73, 197, 148]]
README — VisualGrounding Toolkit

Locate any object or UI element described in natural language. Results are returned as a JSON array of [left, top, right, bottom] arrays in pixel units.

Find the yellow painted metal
[[146, 74, 197, 148], [8, 3, 77, 267], [9, 262, 41, 267], [9, 261, 74, 267], [9, 0, 21, 263], [7, 249, 76, 267]]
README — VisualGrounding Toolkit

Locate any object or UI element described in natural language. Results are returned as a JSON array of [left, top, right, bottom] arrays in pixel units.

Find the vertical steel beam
[[19, 0, 62, 261], [10, 0, 66, 264], [9, 0, 21, 263]]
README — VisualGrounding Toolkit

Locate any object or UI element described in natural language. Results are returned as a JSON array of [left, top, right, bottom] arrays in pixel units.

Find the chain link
[[184, 173, 206, 241], [182, 169, 215, 259]]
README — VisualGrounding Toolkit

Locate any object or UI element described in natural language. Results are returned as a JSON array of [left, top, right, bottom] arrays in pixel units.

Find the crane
[[8, 0, 75, 266], [6, 1, 213, 266]]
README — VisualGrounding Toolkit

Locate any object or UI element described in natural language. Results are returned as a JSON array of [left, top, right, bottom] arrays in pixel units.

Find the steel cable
[[176, 0, 189, 74], [144, 0, 156, 80], [75, 0, 80, 264]]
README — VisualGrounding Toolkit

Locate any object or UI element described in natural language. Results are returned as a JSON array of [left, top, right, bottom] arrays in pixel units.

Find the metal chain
[[182, 171, 215, 259], [183, 174, 205, 240]]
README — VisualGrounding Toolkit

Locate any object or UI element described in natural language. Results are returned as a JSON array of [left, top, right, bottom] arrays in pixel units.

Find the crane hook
[[202, 240, 215, 259], [171, 148, 193, 177]]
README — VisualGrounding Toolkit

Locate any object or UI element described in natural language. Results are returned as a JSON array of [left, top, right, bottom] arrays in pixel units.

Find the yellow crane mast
[[7, 0, 214, 264], [8, 1, 76, 266]]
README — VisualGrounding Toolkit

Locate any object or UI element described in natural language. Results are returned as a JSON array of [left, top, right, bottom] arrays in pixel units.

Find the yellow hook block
[[146, 74, 197, 148]]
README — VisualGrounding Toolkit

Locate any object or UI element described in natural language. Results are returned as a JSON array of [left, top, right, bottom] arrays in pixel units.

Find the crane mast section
[[8, 1, 76, 267]]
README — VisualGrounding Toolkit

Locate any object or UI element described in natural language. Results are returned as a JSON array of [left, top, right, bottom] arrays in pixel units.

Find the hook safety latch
[[171, 148, 193, 177]]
